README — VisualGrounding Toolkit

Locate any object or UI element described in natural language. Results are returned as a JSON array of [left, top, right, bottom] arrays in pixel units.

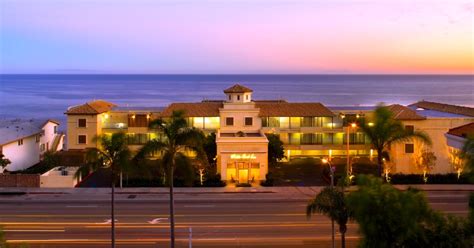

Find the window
[[226, 117, 234, 126], [302, 117, 313, 127], [40, 143, 46, 152], [405, 143, 414, 153], [237, 95, 240, 100], [302, 133, 314, 145], [78, 119, 87, 128], [246, 95, 249, 100], [288, 133, 301, 145], [18, 139, 23, 146], [78, 135, 87, 144], [228, 95, 232, 101], [245, 117, 253, 126], [127, 133, 149, 145], [35, 135, 40, 143], [405, 125, 414, 134], [268, 117, 280, 127], [129, 114, 148, 127], [53, 126, 58, 134], [279, 117, 290, 128], [290, 117, 301, 128]]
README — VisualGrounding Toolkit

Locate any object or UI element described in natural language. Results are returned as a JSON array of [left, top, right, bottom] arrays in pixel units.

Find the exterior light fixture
[[368, 122, 374, 126], [351, 123, 357, 128]]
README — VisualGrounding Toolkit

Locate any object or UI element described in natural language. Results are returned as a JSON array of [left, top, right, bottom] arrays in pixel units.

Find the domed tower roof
[[223, 84, 253, 93]]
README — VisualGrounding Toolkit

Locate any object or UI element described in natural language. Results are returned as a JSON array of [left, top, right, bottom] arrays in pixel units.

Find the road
[[0, 189, 471, 248]]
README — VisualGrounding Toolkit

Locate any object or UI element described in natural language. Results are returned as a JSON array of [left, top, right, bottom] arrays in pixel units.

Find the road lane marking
[[183, 205, 215, 208], [66, 205, 98, 208], [4, 229, 65, 232], [148, 218, 168, 224]]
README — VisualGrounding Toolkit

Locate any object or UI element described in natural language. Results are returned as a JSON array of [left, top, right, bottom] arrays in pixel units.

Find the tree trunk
[[377, 148, 384, 177], [120, 172, 123, 189], [340, 224, 347, 248], [111, 164, 115, 248], [169, 163, 175, 248]]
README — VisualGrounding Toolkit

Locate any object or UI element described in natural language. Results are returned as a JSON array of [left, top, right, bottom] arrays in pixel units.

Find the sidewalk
[[1, 184, 473, 195]]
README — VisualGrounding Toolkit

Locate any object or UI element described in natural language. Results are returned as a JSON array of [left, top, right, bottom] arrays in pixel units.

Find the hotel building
[[65, 84, 474, 183]]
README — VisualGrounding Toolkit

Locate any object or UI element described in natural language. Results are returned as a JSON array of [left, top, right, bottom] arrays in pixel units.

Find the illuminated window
[[78, 119, 87, 128], [290, 117, 301, 128], [279, 117, 289, 128], [204, 117, 220, 129], [78, 135, 87, 144], [226, 117, 234, 126], [192, 117, 204, 129], [245, 117, 253, 126], [405, 144, 414, 153], [268, 117, 280, 127]]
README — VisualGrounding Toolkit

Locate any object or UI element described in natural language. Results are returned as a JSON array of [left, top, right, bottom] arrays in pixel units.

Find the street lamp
[[322, 158, 335, 248], [347, 123, 357, 177]]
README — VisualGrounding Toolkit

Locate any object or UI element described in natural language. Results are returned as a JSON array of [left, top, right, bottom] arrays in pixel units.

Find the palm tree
[[76, 132, 130, 248], [136, 110, 208, 248], [307, 187, 352, 248], [359, 105, 432, 176]]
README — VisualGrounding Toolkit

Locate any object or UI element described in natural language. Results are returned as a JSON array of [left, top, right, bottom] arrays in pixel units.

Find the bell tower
[[224, 84, 253, 103]]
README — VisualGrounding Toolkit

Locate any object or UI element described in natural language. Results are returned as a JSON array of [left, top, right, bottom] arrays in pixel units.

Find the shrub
[[260, 173, 274, 186], [202, 173, 226, 187], [390, 173, 472, 184]]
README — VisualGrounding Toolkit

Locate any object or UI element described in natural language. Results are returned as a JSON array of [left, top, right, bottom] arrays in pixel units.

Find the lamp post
[[346, 123, 357, 177], [322, 158, 335, 248]]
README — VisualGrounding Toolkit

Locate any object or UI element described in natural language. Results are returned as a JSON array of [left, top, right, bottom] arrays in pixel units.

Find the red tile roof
[[256, 102, 334, 117], [409, 101, 474, 117], [160, 102, 223, 117], [387, 104, 426, 120], [223, 84, 253, 93], [447, 122, 474, 138], [160, 101, 334, 117], [65, 100, 116, 115]]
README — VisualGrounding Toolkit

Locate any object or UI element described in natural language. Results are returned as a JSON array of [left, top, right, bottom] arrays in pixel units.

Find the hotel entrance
[[237, 163, 249, 184], [227, 161, 260, 184]]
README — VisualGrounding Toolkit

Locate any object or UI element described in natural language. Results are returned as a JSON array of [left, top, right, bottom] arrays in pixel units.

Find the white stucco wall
[[41, 121, 57, 152], [0, 121, 61, 172], [2, 135, 40, 171], [40, 167, 79, 188]]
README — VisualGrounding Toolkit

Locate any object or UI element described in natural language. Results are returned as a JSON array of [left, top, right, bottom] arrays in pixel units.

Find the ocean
[[0, 74, 473, 126]]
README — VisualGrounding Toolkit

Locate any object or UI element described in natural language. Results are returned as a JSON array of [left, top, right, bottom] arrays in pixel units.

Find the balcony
[[102, 122, 128, 131]]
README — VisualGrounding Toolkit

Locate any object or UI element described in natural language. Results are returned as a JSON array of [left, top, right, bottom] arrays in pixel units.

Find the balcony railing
[[102, 123, 128, 129]]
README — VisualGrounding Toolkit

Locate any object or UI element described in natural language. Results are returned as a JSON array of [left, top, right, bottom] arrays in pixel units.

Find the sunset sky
[[0, 0, 473, 74]]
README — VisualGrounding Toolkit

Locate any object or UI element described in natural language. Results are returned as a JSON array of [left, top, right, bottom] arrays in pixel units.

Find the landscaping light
[[351, 123, 357, 128], [322, 158, 328, 164], [368, 122, 374, 126]]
